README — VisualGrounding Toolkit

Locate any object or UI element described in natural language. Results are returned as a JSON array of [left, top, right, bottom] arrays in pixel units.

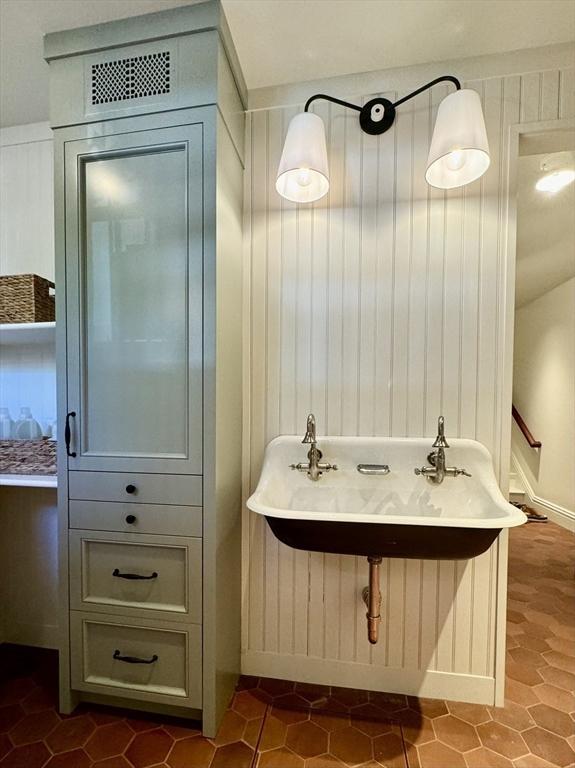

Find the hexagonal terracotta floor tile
[[211, 741, 254, 768], [311, 711, 350, 733], [306, 756, 348, 767], [543, 651, 575, 674], [331, 687, 369, 709], [8, 708, 59, 745], [0, 704, 25, 733], [522, 726, 575, 767], [256, 747, 304, 767], [372, 731, 406, 768], [463, 746, 514, 767], [446, 701, 491, 725], [285, 720, 328, 758], [270, 704, 308, 726], [368, 692, 408, 713], [476, 721, 528, 760], [84, 720, 134, 760], [0, 678, 37, 707], [125, 728, 173, 767], [167, 735, 215, 768], [533, 682, 575, 713], [258, 714, 287, 752], [396, 710, 435, 746], [44, 749, 91, 767], [258, 679, 295, 699], [538, 664, 575, 691], [45, 714, 95, 753], [416, 739, 466, 768], [432, 715, 480, 752], [330, 725, 372, 765], [528, 703, 574, 736], [488, 699, 534, 731], [351, 704, 393, 737], [505, 661, 544, 688], [92, 757, 132, 768], [294, 683, 331, 704], [0, 740, 51, 768], [407, 697, 448, 719], [232, 691, 268, 720], [213, 709, 247, 746]]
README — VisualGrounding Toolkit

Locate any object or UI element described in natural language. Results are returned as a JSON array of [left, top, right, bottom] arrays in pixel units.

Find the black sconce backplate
[[359, 98, 396, 135]]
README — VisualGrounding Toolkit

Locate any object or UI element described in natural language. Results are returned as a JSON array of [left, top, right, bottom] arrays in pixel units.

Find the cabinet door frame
[[63, 121, 204, 474]]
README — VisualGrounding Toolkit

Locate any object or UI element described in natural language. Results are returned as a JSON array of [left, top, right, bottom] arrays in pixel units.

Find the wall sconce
[[276, 76, 490, 203]]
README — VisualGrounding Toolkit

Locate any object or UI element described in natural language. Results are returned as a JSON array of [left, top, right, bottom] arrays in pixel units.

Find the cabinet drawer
[[69, 471, 202, 506], [70, 531, 201, 623], [69, 500, 202, 537], [71, 611, 201, 707]]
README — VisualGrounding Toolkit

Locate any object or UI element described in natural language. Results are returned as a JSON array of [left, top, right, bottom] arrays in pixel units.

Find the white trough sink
[[247, 436, 524, 559]]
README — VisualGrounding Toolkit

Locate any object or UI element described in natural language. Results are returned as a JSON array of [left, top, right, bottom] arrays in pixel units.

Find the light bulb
[[446, 150, 466, 171], [297, 168, 312, 187], [535, 169, 575, 194]]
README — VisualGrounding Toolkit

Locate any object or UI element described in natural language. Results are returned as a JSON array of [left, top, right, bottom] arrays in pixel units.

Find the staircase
[[508, 471, 526, 505]]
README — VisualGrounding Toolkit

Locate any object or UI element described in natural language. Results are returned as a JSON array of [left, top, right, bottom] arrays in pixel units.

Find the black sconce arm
[[304, 75, 461, 136]]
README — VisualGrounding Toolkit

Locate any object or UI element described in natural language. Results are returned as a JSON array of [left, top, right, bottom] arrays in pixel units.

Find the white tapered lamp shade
[[426, 89, 490, 189], [276, 112, 329, 203]]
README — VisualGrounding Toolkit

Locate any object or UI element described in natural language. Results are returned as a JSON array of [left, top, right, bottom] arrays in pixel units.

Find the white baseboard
[[511, 455, 575, 532], [242, 651, 495, 705]]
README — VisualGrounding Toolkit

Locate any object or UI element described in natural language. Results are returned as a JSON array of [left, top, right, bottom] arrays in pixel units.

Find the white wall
[[513, 277, 575, 515], [0, 122, 54, 281], [242, 46, 575, 703]]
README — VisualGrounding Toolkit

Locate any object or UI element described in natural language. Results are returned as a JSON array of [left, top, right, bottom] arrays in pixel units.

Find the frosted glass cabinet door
[[64, 125, 203, 473]]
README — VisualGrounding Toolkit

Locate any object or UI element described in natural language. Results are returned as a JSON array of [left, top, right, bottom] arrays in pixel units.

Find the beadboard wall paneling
[[242, 66, 574, 701]]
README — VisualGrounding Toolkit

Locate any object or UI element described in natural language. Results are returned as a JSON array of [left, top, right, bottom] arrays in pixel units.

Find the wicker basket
[[0, 274, 55, 324]]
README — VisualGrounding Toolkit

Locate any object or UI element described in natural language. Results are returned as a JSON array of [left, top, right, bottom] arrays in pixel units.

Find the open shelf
[[0, 322, 55, 346], [0, 473, 57, 489]]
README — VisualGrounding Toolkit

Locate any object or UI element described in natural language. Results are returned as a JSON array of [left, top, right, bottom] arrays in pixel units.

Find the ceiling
[[516, 147, 575, 308], [1, 0, 574, 128]]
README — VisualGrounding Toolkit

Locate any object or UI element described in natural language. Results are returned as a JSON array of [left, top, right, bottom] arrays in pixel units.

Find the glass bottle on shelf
[[0, 408, 14, 439], [14, 407, 43, 440]]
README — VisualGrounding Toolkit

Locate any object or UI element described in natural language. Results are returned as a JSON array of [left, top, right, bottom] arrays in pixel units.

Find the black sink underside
[[265, 516, 500, 559]]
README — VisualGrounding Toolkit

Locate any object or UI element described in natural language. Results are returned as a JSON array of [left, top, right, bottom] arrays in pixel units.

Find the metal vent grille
[[91, 51, 170, 106]]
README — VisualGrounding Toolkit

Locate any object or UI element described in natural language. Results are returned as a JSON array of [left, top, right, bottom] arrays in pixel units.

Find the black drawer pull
[[113, 649, 158, 665], [112, 568, 158, 581], [65, 411, 76, 457], [125, 484, 136, 494], [125, 515, 137, 525]]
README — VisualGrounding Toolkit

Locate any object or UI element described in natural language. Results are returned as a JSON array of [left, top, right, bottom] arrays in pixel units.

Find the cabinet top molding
[[43, 0, 246, 105]]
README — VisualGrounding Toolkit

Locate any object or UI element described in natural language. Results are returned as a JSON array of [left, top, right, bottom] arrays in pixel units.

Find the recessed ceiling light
[[535, 169, 575, 194]]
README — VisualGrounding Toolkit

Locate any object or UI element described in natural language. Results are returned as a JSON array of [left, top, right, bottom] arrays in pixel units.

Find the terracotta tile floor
[[0, 521, 573, 767]]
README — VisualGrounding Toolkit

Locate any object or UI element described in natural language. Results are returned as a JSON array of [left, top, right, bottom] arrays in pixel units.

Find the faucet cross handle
[[432, 415, 449, 448], [302, 413, 317, 444]]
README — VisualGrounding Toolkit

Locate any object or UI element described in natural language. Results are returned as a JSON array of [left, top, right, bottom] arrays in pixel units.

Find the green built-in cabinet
[[45, 0, 245, 737]]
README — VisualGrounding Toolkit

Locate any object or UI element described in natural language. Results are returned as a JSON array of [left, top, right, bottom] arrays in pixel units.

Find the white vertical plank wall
[[242, 66, 574, 702]]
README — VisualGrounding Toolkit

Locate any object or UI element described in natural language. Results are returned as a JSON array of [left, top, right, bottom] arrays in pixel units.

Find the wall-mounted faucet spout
[[415, 416, 471, 484], [290, 413, 338, 481], [362, 556, 383, 644]]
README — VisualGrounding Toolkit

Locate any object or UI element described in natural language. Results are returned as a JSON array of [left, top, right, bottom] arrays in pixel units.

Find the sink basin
[[247, 437, 525, 559]]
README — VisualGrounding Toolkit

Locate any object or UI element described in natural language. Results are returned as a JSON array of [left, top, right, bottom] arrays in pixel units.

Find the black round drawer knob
[[125, 514, 137, 525], [125, 484, 136, 494]]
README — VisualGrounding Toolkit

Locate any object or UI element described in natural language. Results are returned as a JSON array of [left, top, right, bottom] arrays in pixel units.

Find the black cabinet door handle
[[112, 568, 158, 581], [65, 411, 76, 457], [125, 515, 137, 525], [125, 484, 136, 494], [113, 649, 158, 665]]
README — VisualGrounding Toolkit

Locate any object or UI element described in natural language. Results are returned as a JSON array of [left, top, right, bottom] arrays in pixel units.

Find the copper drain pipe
[[362, 556, 383, 644]]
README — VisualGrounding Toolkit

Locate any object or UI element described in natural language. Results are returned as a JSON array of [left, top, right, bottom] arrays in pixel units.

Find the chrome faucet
[[414, 416, 471, 484], [290, 413, 337, 481]]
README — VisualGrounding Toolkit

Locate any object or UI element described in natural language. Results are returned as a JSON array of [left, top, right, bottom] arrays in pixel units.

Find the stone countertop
[[0, 439, 57, 475]]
